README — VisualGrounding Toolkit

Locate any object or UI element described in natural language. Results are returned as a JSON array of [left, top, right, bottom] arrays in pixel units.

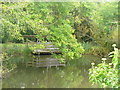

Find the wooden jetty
[[32, 42, 62, 55], [21, 35, 64, 67]]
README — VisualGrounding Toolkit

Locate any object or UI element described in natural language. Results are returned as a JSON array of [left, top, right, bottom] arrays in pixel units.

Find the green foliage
[[49, 23, 84, 60], [1, 2, 30, 42], [82, 42, 110, 56], [1, 2, 118, 57], [29, 43, 45, 51], [89, 44, 119, 88], [91, 2, 118, 48], [2, 43, 31, 56], [73, 2, 118, 51], [90, 46, 109, 56], [111, 28, 118, 46], [1, 2, 84, 59], [91, 2, 118, 32], [1, 43, 32, 77], [73, 2, 95, 42], [1, 52, 17, 77]]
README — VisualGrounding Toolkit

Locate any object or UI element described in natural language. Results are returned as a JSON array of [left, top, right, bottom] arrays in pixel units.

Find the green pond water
[[2, 55, 102, 88]]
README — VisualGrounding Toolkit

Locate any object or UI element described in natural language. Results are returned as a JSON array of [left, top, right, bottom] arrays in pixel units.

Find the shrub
[[89, 44, 119, 88]]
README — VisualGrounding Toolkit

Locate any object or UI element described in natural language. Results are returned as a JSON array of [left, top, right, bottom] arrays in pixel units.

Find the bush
[[89, 44, 119, 88]]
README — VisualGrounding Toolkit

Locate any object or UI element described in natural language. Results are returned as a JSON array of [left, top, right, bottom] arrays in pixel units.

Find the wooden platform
[[32, 48, 61, 55], [32, 42, 62, 55], [29, 42, 65, 67]]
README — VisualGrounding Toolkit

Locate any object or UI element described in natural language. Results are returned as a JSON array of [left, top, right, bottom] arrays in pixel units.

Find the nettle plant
[[89, 44, 119, 88]]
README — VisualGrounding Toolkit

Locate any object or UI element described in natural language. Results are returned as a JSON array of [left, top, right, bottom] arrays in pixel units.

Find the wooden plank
[[31, 42, 62, 55], [32, 49, 62, 55], [34, 48, 60, 51]]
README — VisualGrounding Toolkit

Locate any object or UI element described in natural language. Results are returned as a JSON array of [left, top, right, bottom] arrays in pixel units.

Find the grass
[[1, 43, 32, 56]]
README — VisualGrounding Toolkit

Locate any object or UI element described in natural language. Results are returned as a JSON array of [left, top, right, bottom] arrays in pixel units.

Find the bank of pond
[[1, 43, 111, 56]]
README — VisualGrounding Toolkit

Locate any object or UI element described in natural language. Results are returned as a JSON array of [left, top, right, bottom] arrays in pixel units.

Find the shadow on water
[[2, 55, 102, 88]]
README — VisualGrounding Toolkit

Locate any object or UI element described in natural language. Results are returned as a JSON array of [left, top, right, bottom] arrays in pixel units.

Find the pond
[[2, 55, 102, 88]]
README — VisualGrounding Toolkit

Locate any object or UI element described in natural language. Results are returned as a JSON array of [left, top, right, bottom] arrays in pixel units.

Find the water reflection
[[26, 55, 65, 68], [2, 55, 101, 88]]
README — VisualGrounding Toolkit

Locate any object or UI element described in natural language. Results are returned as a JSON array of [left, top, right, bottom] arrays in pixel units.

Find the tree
[[1, 2, 84, 59]]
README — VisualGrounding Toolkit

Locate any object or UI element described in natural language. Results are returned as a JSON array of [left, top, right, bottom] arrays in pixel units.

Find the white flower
[[109, 63, 112, 65], [95, 66, 97, 68], [21, 86, 25, 89], [114, 48, 118, 51], [91, 62, 95, 65], [102, 58, 107, 61], [112, 44, 116, 47]]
